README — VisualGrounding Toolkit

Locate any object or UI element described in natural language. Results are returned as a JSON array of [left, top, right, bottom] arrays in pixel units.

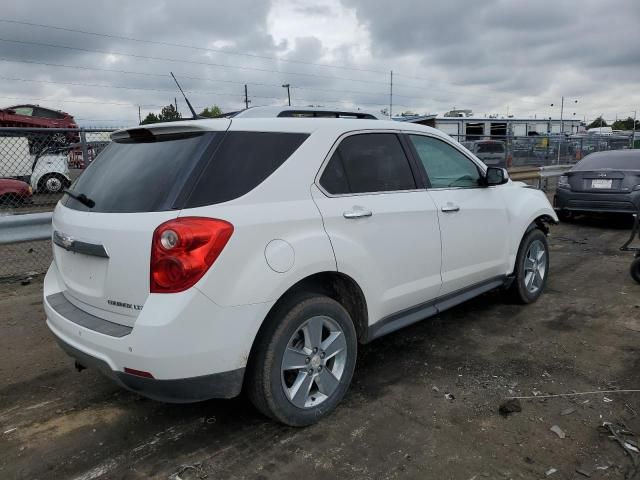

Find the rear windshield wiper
[[64, 189, 95, 208]]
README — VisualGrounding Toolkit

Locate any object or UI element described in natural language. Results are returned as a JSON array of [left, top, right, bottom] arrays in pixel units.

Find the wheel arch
[[245, 271, 369, 376]]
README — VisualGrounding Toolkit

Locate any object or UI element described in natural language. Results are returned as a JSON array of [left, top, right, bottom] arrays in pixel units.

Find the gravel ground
[[0, 215, 639, 480]]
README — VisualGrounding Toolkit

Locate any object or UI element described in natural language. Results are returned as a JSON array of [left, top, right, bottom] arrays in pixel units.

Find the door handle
[[343, 207, 373, 219], [441, 204, 460, 213]]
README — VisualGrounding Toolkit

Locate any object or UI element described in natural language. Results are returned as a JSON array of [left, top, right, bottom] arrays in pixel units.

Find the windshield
[[574, 151, 640, 171], [476, 143, 505, 153]]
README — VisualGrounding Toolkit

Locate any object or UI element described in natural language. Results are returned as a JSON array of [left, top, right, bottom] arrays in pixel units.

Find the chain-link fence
[[1, 127, 115, 279], [449, 133, 636, 168]]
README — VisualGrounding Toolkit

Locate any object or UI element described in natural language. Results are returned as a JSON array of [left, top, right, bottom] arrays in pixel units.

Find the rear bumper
[[44, 262, 273, 402], [554, 188, 640, 214], [53, 331, 244, 402]]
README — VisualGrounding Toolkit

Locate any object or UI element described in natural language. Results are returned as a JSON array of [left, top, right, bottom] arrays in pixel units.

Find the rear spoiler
[[111, 119, 230, 142]]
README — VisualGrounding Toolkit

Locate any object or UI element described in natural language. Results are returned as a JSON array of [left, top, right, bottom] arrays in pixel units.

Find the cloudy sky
[[1, 0, 639, 126]]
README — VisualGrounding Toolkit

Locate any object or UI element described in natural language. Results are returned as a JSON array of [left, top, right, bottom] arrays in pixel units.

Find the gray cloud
[[0, 0, 637, 125]]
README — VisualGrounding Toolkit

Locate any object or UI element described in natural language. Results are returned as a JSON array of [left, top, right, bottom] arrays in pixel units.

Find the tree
[[586, 117, 608, 129], [140, 112, 160, 125], [158, 104, 182, 122], [199, 105, 223, 118], [612, 117, 640, 131]]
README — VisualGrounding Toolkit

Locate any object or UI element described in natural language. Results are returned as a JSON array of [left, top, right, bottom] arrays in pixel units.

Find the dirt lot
[[1, 216, 639, 480]]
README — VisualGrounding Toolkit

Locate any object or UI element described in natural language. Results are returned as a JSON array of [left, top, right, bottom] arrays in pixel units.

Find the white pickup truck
[[0, 136, 72, 193]]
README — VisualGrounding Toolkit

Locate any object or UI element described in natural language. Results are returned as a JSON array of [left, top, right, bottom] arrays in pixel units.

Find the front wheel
[[509, 228, 550, 304], [247, 294, 357, 426]]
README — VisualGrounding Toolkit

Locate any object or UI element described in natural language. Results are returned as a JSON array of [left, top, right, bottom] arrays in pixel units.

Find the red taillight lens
[[150, 217, 233, 293]]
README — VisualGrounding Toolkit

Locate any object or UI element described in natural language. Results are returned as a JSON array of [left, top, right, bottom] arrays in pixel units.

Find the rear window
[[184, 131, 309, 207], [476, 143, 504, 153], [63, 130, 309, 213], [574, 151, 640, 171], [63, 132, 217, 213]]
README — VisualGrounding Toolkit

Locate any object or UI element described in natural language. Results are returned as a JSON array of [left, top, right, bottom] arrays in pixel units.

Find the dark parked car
[[462, 140, 510, 167], [0, 178, 32, 205], [554, 150, 640, 219], [0, 104, 79, 145]]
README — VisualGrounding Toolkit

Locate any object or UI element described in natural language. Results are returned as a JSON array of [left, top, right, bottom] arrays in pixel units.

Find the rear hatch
[[567, 170, 638, 193], [52, 122, 230, 326]]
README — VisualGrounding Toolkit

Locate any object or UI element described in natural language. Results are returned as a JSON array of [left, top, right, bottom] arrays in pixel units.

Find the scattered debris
[[625, 403, 638, 417], [550, 425, 566, 439], [169, 463, 208, 480], [545, 467, 557, 476], [205, 416, 216, 425], [444, 393, 455, 401], [575, 465, 594, 477], [599, 422, 639, 478], [508, 388, 640, 400], [603, 397, 613, 403], [20, 276, 32, 286], [499, 398, 522, 416], [432, 386, 440, 393], [3, 427, 17, 435], [560, 407, 575, 416]]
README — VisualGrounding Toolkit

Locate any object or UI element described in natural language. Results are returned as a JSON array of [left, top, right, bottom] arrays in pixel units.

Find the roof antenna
[[170, 72, 200, 119]]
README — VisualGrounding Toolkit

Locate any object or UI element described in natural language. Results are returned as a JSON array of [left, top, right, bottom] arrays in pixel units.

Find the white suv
[[44, 118, 557, 426]]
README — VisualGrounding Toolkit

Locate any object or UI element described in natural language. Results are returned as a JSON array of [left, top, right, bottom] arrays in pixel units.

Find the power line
[[0, 18, 389, 75], [0, 75, 416, 109], [0, 37, 392, 86], [0, 57, 420, 100]]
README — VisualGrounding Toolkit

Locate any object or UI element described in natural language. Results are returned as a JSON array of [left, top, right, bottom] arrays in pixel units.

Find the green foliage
[[199, 105, 223, 118], [140, 112, 160, 125], [159, 104, 182, 122], [586, 117, 608, 129], [612, 117, 640, 131], [140, 104, 182, 125]]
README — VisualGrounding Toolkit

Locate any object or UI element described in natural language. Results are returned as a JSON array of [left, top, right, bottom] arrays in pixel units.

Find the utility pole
[[138, 105, 141, 125], [282, 84, 291, 106], [174, 97, 178, 113], [633, 110, 637, 149], [389, 70, 393, 119], [244, 84, 250, 109]]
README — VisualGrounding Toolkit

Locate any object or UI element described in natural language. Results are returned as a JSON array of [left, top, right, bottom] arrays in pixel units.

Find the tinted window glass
[[476, 142, 504, 153], [34, 108, 63, 119], [63, 132, 215, 213], [186, 131, 308, 207], [320, 150, 350, 194], [410, 135, 482, 188], [574, 151, 640, 171], [325, 133, 415, 194]]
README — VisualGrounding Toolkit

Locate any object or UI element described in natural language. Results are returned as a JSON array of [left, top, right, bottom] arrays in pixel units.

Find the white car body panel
[[43, 117, 558, 401]]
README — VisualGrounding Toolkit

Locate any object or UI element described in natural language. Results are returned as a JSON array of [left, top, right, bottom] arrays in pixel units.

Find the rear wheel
[[247, 293, 357, 426], [631, 257, 640, 284], [38, 173, 69, 194], [509, 228, 549, 304], [557, 210, 573, 222]]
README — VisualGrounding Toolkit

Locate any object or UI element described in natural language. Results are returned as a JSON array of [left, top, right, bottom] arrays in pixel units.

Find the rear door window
[[185, 131, 309, 207], [320, 133, 416, 194]]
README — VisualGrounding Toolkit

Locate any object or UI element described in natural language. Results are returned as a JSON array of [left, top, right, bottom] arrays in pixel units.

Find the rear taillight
[[150, 217, 233, 293]]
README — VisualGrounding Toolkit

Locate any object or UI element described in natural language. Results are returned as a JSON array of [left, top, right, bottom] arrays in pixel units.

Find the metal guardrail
[[507, 164, 573, 189], [0, 212, 52, 245]]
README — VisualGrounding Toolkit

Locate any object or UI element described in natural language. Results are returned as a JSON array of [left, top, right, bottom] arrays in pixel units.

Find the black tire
[[557, 210, 573, 222], [509, 228, 550, 304], [246, 293, 358, 426], [38, 173, 69, 194], [631, 257, 640, 284]]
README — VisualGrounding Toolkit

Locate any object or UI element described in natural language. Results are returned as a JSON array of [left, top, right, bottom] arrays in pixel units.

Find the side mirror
[[485, 167, 509, 186]]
